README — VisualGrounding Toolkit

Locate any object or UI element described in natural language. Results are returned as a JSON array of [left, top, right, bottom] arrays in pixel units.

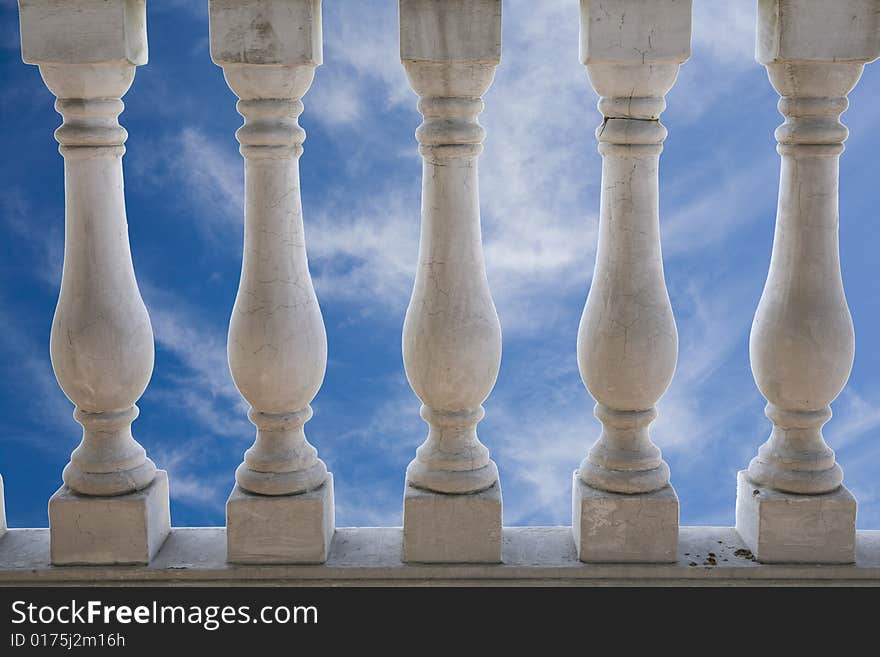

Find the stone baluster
[[735, 0, 880, 564], [209, 0, 333, 564], [19, 0, 169, 565], [399, 0, 503, 563], [572, 0, 691, 563]]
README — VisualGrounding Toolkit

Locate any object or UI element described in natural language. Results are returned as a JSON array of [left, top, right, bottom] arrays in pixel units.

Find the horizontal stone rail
[[1, 527, 879, 586]]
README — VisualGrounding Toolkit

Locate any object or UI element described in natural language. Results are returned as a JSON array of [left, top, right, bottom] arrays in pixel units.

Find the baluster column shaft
[[400, 0, 503, 563], [572, 0, 691, 563], [209, 0, 334, 564], [736, 0, 879, 564], [19, 0, 170, 565]]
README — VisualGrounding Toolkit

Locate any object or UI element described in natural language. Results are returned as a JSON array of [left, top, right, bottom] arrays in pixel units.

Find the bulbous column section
[[735, 0, 880, 564], [19, 0, 170, 566], [225, 65, 328, 499], [400, 0, 503, 564], [210, 0, 334, 564], [572, 0, 691, 563]]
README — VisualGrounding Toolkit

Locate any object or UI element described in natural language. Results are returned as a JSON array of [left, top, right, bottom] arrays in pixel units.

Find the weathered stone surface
[[756, 0, 880, 64], [209, 0, 330, 506], [579, 0, 691, 64], [226, 474, 334, 564], [400, 0, 501, 63], [209, 0, 321, 66], [19, 0, 147, 65], [403, 481, 502, 563], [20, 0, 160, 503], [735, 471, 856, 564], [20, 1, 169, 567], [572, 472, 678, 563], [400, 0, 502, 500], [3, 526, 879, 585], [398, 0, 504, 563], [48, 470, 170, 565], [739, 0, 879, 563], [572, 0, 689, 563]]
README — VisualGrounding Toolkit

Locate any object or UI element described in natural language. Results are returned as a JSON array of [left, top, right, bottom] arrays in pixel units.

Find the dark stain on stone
[[734, 548, 755, 560]]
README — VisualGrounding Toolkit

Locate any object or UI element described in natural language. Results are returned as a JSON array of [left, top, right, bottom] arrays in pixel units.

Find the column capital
[[400, 0, 501, 160], [756, 1, 880, 158], [580, 0, 691, 148], [209, 0, 321, 68], [19, 0, 146, 156], [579, 0, 691, 66], [19, 0, 147, 68], [209, 0, 322, 160], [756, 0, 880, 66], [400, 0, 501, 65]]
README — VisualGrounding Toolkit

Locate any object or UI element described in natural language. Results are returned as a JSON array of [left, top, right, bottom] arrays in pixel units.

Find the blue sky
[[2, 0, 880, 530]]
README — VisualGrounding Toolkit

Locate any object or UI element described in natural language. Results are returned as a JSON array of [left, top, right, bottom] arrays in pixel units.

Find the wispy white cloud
[[131, 0, 785, 529], [140, 281, 250, 438], [827, 387, 880, 451], [309, 190, 418, 311], [309, 0, 413, 127], [151, 443, 229, 513], [1, 190, 62, 288], [133, 127, 243, 244], [0, 305, 74, 457], [691, 0, 756, 67], [11, 0, 880, 533]]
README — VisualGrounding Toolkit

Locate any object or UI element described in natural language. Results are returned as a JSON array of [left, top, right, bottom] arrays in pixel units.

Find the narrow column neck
[[416, 95, 485, 161], [596, 94, 667, 158], [55, 98, 127, 158], [237, 97, 306, 160], [40, 63, 135, 160], [776, 96, 848, 158]]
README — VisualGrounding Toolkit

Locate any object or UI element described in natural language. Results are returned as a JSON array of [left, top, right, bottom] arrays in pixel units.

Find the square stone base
[[572, 472, 679, 563], [403, 480, 502, 563], [735, 470, 856, 563], [49, 470, 171, 565], [226, 473, 335, 564]]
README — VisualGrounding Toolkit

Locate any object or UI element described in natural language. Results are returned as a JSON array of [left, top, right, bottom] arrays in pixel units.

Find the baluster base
[[49, 470, 170, 565], [403, 480, 502, 563], [572, 472, 678, 563], [226, 472, 334, 564], [735, 470, 855, 564]]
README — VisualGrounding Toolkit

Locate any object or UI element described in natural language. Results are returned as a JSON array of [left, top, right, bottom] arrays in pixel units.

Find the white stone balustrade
[[572, 0, 690, 563], [735, 0, 880, 564], [209, 0, 334, 564], [399, 0, 504, 564], [19, 0, 170, 566], [4, 0, 880, 585]]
